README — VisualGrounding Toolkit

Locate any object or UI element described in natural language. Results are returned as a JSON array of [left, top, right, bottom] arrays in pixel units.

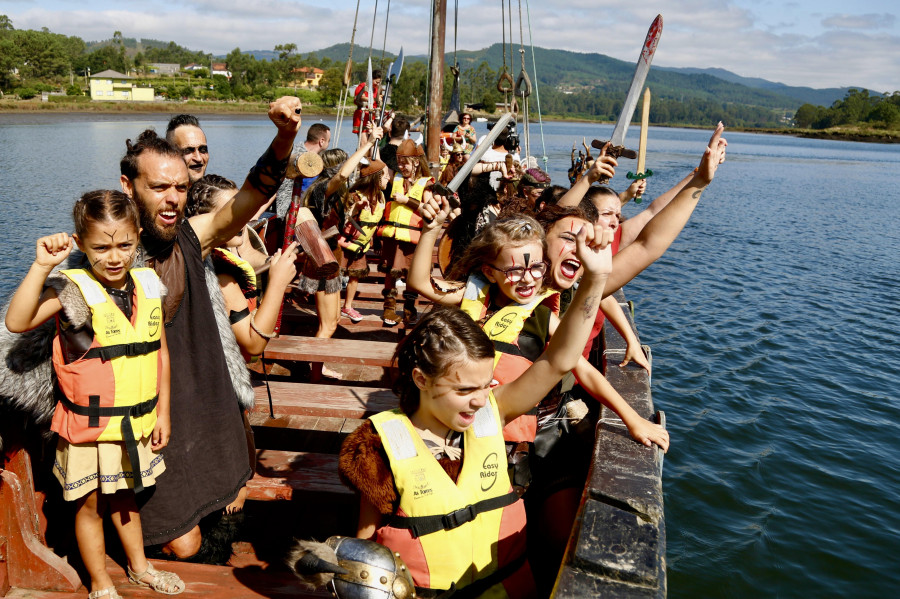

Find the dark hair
[[165, 114, 201, 136], [446, 215, 547, 282], [535, 203, 594, 234], [302, 148, 350, 225], [185, 174, 237, 218], [392, 307, 495, 415], [535, 185, 569, 211], [391, 115, 410, 138], [120, 129, 182, 181], [306, 123, 330, 144], [73, 190, 140, 238], [584, 185, 619, 208], [373, 69, 383, 80]]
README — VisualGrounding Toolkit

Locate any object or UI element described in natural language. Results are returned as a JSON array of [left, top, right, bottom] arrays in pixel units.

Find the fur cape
[[0, 248, 255, 452]]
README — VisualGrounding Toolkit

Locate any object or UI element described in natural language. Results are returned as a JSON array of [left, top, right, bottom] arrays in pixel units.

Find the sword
[[626, 87, 654, 204], [433, 112, 515, 208], [373, 48, 405, 158], [591, 14, 663, 177]]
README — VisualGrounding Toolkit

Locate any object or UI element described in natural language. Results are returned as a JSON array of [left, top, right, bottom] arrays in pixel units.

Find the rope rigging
[[524, 0, 547, 168], [496, 0, 513, 102], [333, 0, 363, 147]]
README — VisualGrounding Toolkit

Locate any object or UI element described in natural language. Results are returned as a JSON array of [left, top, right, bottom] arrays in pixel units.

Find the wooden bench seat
[[262, 336, 396, 367], [252, 381, 397, 418], [249, 411, 364, 453], [246, 450, 352, 501]]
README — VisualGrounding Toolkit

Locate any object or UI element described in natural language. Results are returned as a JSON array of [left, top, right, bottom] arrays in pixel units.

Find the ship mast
[[425, 0, 447, 169]]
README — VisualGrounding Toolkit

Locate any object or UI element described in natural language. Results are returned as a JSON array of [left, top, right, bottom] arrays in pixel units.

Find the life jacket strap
[[382, 220, 423, 231], [82, 340, 161, 362], [388, 490, 519, 538], [56, 392, 158, 494], [416, 551, 528, 599]]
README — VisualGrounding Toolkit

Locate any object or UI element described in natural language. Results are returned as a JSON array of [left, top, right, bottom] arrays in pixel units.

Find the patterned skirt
[[53, 436, 166, 501]]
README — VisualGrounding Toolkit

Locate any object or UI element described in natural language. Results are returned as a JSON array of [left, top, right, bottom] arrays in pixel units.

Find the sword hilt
[[626, 169, 653, 204], [590, 140, 638, 160], [432, 183, 461, 210]]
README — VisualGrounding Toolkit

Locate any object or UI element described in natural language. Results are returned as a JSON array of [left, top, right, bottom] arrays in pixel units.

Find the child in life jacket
[[338, 159, 390, 323], [408, 202, 668, 453], [376, 139, 434, 327], [186, 175, 299, 358], [339, 217, 612, 598], [5, 190, 185, 597]]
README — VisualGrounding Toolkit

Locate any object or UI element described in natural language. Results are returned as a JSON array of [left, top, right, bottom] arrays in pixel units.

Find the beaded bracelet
[[249, 311, 276, 339]]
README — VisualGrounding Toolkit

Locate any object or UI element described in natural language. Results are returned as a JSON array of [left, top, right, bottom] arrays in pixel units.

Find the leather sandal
[[88, 588, 122, 599], [127, 562, 185, 595]]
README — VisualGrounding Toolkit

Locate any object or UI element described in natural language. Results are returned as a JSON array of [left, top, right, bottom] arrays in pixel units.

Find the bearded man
[[119, 97, 302, 558]]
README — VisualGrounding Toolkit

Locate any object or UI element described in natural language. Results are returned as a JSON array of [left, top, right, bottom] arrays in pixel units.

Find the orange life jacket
[[377, 175, 431, 244], [51, 268, 162, 492]]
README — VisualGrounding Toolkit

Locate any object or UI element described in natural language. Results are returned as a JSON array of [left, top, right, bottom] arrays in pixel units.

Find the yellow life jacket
[[371, 393, 533, 598], [51, 268, 162, 492], [459, 273, 559, 443], [377, 175, 431, 244], [339, 191, 386, 254]]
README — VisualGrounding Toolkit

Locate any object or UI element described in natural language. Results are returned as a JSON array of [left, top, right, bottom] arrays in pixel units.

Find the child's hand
[[394, 193, 410, 206], [269, 244, 299, 292], [575, 224, 612, 278], [35, 233, 73, 269], [627, 417, 669, 452], [621, 179, 646, 205], [585, 143, 618, 184], [419, 194, 459, 230], [621, 340, 651, 373], [152, 411, 171, 450]]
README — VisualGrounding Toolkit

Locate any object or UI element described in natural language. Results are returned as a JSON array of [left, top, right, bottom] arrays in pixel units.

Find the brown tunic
[[136, 221, 251, 545]]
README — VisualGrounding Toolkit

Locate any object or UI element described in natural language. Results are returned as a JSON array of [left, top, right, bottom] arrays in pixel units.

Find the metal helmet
[[326, 536, 416, 599]]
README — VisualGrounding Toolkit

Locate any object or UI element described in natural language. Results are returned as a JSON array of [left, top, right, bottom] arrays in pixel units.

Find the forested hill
[[305, 42, 853, 111]]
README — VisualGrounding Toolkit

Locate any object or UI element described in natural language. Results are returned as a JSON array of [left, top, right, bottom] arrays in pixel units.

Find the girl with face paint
[[5, 190, 185, 597], [410, 195, 670, 594]]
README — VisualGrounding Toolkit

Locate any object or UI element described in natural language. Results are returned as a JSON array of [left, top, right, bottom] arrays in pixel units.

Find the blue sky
[[3, 0, 898, 92]]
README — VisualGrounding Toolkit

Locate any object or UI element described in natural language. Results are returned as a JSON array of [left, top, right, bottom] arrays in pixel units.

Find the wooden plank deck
[[246, 450, 353, 502], [251, 381, 395, 419], [262, 336, 396, 367]]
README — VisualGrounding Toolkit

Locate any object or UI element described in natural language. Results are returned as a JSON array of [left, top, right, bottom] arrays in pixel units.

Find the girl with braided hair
[[339, 215, 611, 597]]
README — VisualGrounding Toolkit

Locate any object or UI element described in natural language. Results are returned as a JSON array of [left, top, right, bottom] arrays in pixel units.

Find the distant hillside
[[439, 44, 805, 111], [660, 67, 866, 107]]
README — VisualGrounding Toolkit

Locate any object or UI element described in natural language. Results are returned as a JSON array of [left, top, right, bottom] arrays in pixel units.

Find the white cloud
[[3, 0, 898, 92], [821, 13, 896, 29]]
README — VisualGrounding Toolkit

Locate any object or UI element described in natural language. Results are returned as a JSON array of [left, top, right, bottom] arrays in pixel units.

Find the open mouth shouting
[[560, 258, 582, 281]]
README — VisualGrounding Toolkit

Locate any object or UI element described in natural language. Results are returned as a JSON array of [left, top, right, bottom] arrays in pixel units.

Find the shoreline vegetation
[[2, 98, 896, 144]]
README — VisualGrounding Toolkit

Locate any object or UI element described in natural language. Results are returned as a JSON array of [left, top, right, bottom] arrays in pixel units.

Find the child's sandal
[[127, 562, 185, 595], [88, 588, 122, 599]]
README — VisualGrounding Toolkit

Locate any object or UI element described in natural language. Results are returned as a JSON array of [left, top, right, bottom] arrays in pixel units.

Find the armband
[[247, 144, 290, 198]]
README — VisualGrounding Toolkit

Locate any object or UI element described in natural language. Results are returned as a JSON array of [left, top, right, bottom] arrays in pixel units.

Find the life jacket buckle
[[441, 504, 476, 530]]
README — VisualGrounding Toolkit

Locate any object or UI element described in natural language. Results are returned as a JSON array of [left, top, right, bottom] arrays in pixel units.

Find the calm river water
[[1, 112, 898, 597]]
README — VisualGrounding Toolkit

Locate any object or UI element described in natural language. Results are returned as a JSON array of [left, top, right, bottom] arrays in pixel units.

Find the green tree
[[317, 67, 344, 105], [0, 14, 14, 31], [867, 102, 900, 128], [793, 103, 821, 128]]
